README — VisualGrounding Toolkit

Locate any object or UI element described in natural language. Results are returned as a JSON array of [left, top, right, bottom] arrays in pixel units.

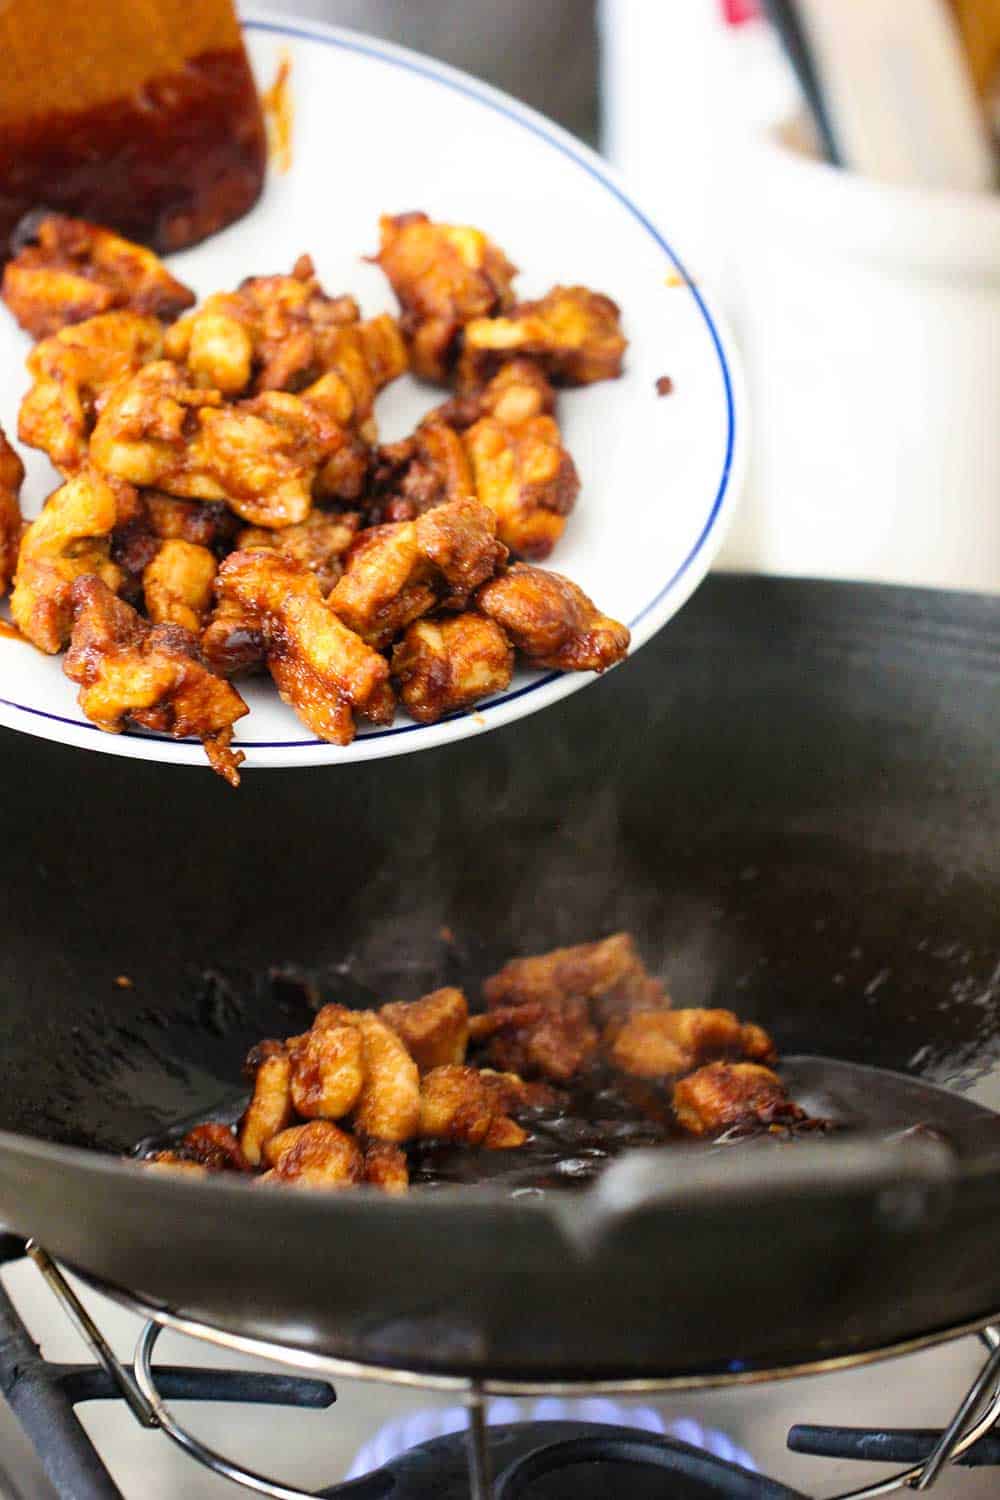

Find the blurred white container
[[719, 118, 1000, 590]]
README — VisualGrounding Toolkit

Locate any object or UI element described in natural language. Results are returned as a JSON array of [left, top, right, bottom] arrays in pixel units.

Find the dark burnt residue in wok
[[141, 933, 830, 1193]]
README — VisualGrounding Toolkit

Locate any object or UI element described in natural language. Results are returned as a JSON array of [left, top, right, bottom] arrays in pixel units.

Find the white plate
[[0, 11, 746, 772]]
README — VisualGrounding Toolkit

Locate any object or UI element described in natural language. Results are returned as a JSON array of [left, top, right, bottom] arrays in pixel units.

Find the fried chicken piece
[[262, 1119, 364, 1188], [143, 1155, 209, 1177], [18, 311, 164, 473], [201, 595, 267, 678], [476, 563, 629, 673], [177, 1124, 250, 1173], [1, 214, 194, 340], [462, 411, 579, 560], [9, 469, 122, 652], [314, 432, 372, 505], [239, 1041, 295, 1167], [0, 427, 25, 597], [373, 212, 517, 382], [380, 987, 470, 1072], [237, 510, 360, 596], [143, 540, 217, 632], [427, 359, 556, 431], [63, 575, 248, 784], [301, 315, 408, 436], [417, 1064, 527, 1148], [366, 423, 474, 523], [90, 362, 344, 528], [483, 933, 664, 1028], [363, 1141, 409, 1194], [329, 497, 506, 649], [468, 1003, 544, 1044], [486, 997, 599, 1085], [672, 1063, 804, 1138], [608, 1009, 777, 1081], [478, 1068, 559, 1115], [392, 613, 514, 723], [351, 1011, 421, 1143], [145, 494, 240, 552], [288, 1006, 365, 1120], [217, 550, 394, 741], [460, 285, 626, 388], [165, 255, 360, 394]]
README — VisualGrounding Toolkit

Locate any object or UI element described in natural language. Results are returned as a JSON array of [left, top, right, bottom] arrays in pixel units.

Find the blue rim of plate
[[0, 15, 737, 754]]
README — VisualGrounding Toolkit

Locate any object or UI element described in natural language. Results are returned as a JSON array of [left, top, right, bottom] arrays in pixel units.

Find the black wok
[[1, 575, 1000, 1381]]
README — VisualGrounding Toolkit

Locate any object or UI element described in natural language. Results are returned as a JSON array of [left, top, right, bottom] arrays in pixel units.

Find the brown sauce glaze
[[0, 49, 266, 259]]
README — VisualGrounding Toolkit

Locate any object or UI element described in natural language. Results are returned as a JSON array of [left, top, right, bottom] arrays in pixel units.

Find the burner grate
[[2, 1235, 1000, 1499]]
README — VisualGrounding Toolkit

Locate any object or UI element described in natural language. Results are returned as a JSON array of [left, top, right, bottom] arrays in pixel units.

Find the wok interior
[[4, 576, 1000, 1159]]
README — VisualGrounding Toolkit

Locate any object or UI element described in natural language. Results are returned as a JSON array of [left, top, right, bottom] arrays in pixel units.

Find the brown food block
[[609, 1008, 778, 1081], [476, 563, 629, 673], [673, 1062, 803, 1137], [483, 933, 664, 1026], [262, 1119, 364, 1189], [0, 0, 265, 257], [238, 1041, 295, 1166], [392, 614, 513, 725], [363, 1140, 409, 1194], [0, 427, 25, 597], [380, 987, 470, 1072]]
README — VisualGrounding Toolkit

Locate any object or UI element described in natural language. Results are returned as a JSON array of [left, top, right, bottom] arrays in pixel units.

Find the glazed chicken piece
[[417, 1064, 528, 1148], [380, 987, 470, 1072], [373, 212, 517, 382], [164, 254, 361, 395], [89, 362, 344, 528], [237, 510, 360, 595], [392, 613, 514, 723], [145, 493, 240, 552], [608, 1009, 778, 1081], [672, 1063, 805, 1138], [351, 1011, 421, 1143], [142, 540, 217, 632], [367, 423, 474, 523], [1, 214, 194, 340], [18, 311, 164, 472], [460, 285, 626, 389], [301, 315, 408, 437], [363, 1141, 409, 1194], [428, 359, 556, 431], [173, 1124, 250, 1173], [9, 469, 122, 652], [484, 997, 599, 1084], [287, 1004, 365, 1120], [462, 408, 579, 560], [201, 595, 267, 678], [329, 496, 507, 648], [63, 575, 248, 785], [216, 550, 394, 742], [0, 427, 25, 597], [314, 432, 372, 505], [483, 932, 665, 1027], [239, 1041, 295, 1166], [261, 1120, 364, 1188], [476, 563, 629, 673]]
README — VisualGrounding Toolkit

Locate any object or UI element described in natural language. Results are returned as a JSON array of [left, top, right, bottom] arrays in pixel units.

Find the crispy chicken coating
[[380, 987, 470, 1072], [239, 1041, 295, 1167], [288, 1005, 365, 1120], [608, 1009, 777, 1081], [462, 411, 579, 560], [329, 497, 506, 649], [363, 1141, 409, 1194], [483, 933, 664, 1026], [90, 362, 344, 528], [418, 1064, 528, 1148], [262, 1120, 364, 1188], [374, 212, 517, 383], [368, 422, 474, 523], [164, 254, 361, 395], [482, 995, 600, 1085], [0, 427, 25, 597], [201, 595, 267, 678], [351, 1011, 421, 1143], [476, 563, 629, 672], [63, 575, 248, 784], [461, 285, 626, 388], [175, 1124, 250, 1173], [145, 494, 240, 551], [392, 613, 514, 723], [672, 1063, 804, 1138], [1, 214, 194, 340], [300, 315, 408, 436], [18, 311, 164, 472], [428, 359, 556, 431], [9, 469, 122, 652], [237, 510, 360, 596], [314, 432, 372, 505], [142, 540, 217, 632], [217, 550, 394, 741]]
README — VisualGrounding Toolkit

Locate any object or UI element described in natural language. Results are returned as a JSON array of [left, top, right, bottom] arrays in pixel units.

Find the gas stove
[[0, 1239, 998, 1498]]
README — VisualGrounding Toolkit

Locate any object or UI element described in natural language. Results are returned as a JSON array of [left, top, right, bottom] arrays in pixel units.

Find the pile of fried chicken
[[145, 933, 808, 1191], [0, 212, 632, 784]]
